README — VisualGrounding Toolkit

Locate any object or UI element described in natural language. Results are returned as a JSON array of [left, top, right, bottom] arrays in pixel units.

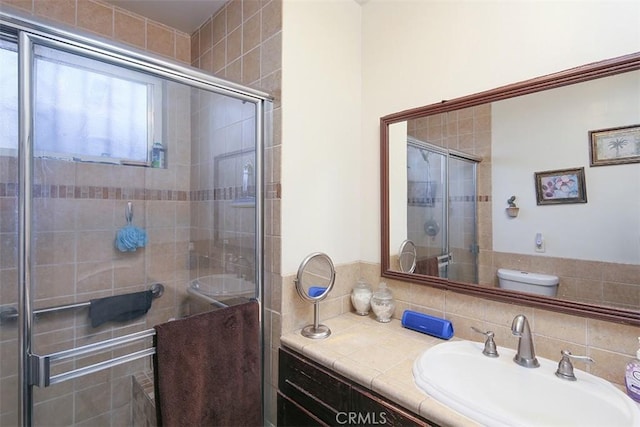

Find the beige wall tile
[[190, 28, 200, 61], [260, 31, 281, 77], [201, 17, 214, 49], [242, 11, 262, 53], [226, 26, 242, 64], [76, 230, 116, 263], [226, 0, 242, 31], [34, 0, 75, 26], [176, 32, 190, 63], [532, 309, 587, 345], [33, 393, 74, 426], [589, 319, 640, 355], [77, 0, 113, 38], [0, 198, 17, 234], [146, 22, 174, 58], [1, 0, 33, 12], [261, 0, 281, 41], [589, 347, 631, 385], [212, 9, 226, 46], [33, 231, 75, 266], [243, 0, 261, 20], [33, 264, 75, 300], [200, 47, 214, 73], [114, 9, 146, 49], [74, 381, 112, 423]]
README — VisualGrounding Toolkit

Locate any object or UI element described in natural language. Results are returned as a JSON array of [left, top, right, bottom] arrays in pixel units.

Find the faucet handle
[[555, 349, 594, 381], [470, 326, 499, 358]]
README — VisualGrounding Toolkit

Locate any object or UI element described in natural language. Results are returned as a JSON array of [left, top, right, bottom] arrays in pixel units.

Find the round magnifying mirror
[[398, 239, 417, 273], [294, 252, 336, 338]]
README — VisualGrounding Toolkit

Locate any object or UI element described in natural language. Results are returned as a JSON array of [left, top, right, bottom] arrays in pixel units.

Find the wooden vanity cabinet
[[277, 346, 439, 427]]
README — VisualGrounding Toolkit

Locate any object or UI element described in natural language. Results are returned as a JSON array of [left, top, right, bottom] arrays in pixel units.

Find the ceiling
[[103, 0, 226, 34]]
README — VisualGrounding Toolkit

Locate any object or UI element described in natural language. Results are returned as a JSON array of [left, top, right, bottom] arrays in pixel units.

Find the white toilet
[[497, 268, 559, 297]]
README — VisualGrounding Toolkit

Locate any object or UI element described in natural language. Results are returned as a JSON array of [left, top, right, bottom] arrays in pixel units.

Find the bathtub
[[187, 274, 255, 308]]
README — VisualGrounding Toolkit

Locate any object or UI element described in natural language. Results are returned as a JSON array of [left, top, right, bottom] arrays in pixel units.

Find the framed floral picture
[[534, 167, 587, 205], [589, 124, 640, 166]]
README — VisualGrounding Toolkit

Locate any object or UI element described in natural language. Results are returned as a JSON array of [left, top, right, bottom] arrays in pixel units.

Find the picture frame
[[589, 124, 640, 166], [534, 167, 587, 205]]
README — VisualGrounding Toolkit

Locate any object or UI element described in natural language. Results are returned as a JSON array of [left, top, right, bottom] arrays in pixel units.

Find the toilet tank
[[497, 268, 559, 296]]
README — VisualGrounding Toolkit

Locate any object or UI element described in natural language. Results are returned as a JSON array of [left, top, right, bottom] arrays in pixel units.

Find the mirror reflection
[[385, 61, 640, 315]]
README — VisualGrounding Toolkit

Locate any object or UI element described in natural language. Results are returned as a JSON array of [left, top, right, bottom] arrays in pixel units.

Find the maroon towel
[[415, 256, 440, 277], [153, 301, 261, 427]]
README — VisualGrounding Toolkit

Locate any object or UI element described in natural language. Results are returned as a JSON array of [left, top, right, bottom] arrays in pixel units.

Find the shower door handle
[[28, 354, 50, 387], [26, 329, 155, 387]]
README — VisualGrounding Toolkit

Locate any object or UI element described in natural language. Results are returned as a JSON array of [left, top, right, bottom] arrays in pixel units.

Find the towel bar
[[186, 286, 229, 308], [0, 283, 164, 324], [29, 328, 157, 387]]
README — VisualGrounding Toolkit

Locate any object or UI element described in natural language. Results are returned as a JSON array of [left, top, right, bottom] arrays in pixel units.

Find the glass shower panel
[[448, 156, 478, 283], [0, 35, 19, 427], [189, 89, 258, 314], [407, 143, 448, 276], [25, 38, 260, 426]]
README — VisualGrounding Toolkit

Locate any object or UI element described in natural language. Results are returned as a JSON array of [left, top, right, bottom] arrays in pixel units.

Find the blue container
[[308, 286, 327, 297], [401, 310, 454, 340]]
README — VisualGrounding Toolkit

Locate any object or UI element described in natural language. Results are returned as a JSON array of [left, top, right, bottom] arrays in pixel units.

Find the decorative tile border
[[0, 182, 258, 202]]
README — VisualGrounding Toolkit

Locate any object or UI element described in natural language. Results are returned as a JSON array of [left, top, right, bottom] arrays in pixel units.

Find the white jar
[[351, 279, 373, 315], [371, 282, 395, 323]]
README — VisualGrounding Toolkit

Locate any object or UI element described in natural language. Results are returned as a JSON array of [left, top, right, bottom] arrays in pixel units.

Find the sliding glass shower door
[[0, 34, 20, 427], [0, 15, 269, 426], [407, 139, 479, 282]]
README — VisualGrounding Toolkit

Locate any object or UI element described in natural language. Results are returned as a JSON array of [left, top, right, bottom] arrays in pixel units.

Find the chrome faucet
[[511, 314, 539, 368]]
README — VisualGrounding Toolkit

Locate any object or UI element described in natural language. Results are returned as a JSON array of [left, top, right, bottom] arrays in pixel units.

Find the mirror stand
[[294, 252, 337, 339], [301, 304, 331, 339]]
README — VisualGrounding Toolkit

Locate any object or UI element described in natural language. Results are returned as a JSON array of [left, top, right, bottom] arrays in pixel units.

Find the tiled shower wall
[[0, 78, 191, 425], [0, 1, 194, 425], [0, 0, 283, 425], [190, 0, 283, 423], [189, 92, 257, 281]]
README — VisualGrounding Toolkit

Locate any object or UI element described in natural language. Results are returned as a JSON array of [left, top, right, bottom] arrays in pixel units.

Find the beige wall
[[278, 0, 640, 402]]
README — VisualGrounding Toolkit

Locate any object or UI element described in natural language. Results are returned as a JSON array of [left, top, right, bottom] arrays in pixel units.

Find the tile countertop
[[280, 312, 482, 427]]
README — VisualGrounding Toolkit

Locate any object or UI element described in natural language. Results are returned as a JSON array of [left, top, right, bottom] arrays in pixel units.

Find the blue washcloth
[[115, 201, 147, 252]]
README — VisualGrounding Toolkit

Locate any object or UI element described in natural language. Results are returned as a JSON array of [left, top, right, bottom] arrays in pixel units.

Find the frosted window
[[0, 38, 18, 151], [32, 45, 162, 163]]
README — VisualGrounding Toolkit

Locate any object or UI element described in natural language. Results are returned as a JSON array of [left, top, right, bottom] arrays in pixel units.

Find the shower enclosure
[[0, 12, 270, 426], [406, 138, 480, 283]]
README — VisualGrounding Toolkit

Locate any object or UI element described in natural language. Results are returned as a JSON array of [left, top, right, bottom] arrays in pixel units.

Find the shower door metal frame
[[3, 10, 272, 426]]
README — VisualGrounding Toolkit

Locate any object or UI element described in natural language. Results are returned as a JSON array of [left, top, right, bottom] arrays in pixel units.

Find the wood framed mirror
[[381, 51, 640, 326]]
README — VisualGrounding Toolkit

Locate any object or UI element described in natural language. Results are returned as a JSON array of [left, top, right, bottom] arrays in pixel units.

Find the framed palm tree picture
[[589, 124, 640, 166]]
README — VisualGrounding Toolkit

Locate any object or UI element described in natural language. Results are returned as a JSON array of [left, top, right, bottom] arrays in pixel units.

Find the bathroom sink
[[414, 340, 640, 427]]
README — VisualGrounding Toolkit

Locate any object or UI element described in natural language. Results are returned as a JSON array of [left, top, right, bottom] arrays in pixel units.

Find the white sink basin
[[414, 340, 640, 427]]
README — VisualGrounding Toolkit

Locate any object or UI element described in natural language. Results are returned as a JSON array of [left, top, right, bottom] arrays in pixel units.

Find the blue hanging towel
[[115, 201, 147, 252]]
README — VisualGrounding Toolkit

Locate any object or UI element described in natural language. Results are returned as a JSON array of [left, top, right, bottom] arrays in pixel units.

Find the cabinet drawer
[[279, 347, 350, 425], [351, 385, 437, 427], [277, 391, 327, 427]]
